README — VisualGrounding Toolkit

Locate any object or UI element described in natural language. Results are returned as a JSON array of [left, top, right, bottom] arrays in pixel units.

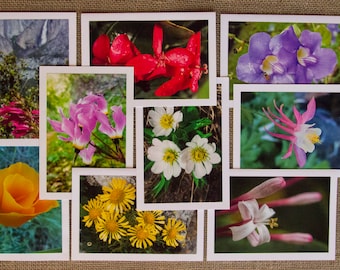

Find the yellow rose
[[0, 162, 59, 227]]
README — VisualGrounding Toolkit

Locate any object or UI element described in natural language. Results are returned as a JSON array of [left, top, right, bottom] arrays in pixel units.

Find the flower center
[[136, 226, 149, 240], [307, 132, 320, 144], [110, 189, 125, 204], [297, 46, 317, 67], [163, 148, 178, 164], [143, 212, 155, 225], [159, 114, 174, 129], [167, 227, 177, 240], [190, 146, 208, 162], [268, 217, 279, 229], [260, 55, 284, 79], [89, 208, 102, 220], [106, 219, 119, 233]]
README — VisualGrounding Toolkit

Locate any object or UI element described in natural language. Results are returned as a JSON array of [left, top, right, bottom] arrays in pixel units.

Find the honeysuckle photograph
[[221, 14, 340, 98], [135, 96, 226, 210], [39, 66, 133, 197], [0, 13, 76, 139], [233, 84, 340, 169], [71, 168, 204, 261], [207, 169, 337, 261], [0, 146, 68, 260], [81, 12, 216, 106]]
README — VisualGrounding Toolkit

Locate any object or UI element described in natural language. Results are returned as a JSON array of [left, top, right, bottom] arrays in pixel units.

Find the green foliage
[[0, 52, 39, 138]]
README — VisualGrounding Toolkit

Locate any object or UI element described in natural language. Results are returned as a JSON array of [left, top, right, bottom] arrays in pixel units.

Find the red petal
[[109, 34, 140, 65], [165, 48, 194, 67], [153, 24, 163, 58], [92, 34, 110, 60], [186, 32, 201, 65], [126, 54, 157, 82], [154, 75, 188, 96]]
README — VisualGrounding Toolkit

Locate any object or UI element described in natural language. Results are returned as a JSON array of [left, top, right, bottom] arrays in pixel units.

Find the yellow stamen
[[163, 148, 178, 165], [307, 133, 320, 144], [269, 217, 279, 229], [159, 114, 174, 129]]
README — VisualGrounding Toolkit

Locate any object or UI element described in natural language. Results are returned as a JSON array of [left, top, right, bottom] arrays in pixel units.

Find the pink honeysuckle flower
[[229, 199, 277, 247], [231, 177, 286, 205], [270, 233, 313, 244], [48, 108, 91, 150], [262, 97, 322, 167]]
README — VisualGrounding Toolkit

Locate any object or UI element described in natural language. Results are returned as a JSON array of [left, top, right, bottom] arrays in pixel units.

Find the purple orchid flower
[[236, 32, 295, 83], [270, 26, 337, 83]]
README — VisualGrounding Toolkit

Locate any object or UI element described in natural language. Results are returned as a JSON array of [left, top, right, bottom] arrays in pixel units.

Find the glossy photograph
[[0, 12, 76, 142], [81, 12, 216, 107], [221, 14, 340, 98], [71, 168, 204, 261], [207, 169, 337, 261], [136, 81, 229, 210], [233, 84, 340, 169], [0, 146, 69, 260], [39, 66, 134, 198]]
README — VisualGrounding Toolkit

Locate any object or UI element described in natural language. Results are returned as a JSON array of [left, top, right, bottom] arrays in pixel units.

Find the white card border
[[207, 168, 338, 261], [39, 66, 134, 200], [71, 167, 204, 261], [81, 12, 217, 107], [136, 79, 229, 210]]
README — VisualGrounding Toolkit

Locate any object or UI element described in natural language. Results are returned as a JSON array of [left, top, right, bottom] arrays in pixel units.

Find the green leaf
[[315, 25, 332, 47], [152, 174, 170, 197]]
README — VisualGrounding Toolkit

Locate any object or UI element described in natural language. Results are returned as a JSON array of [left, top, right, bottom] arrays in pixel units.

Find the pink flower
[[97, 106, 126, 139], [48, 108, 91, 150], [262, 97, 321, 167]]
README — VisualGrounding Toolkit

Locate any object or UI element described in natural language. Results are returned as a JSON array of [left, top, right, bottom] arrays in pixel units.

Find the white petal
[[230, 220, 256, 241], [238, 199, 260, 220], [194, 162, 207, 178], [209, 152, 221, 164], [203, 160, 213, 175], [151, 161, 166, 174]]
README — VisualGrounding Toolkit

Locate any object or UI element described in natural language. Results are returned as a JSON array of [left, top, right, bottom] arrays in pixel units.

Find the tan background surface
[[1, 0, 340, 269]]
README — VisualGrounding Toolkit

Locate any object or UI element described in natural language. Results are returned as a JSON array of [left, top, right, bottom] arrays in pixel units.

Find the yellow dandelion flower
[[162, 218, 186, 248], [99, 177, 136, 214], [136, 210, 165, 232], [82, 197, 104, 228], [127, 224, 157, 249], [96, 211, 130, 244]]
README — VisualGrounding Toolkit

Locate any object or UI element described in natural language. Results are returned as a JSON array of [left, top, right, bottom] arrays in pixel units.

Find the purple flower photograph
[[222, 15, 340, 98]]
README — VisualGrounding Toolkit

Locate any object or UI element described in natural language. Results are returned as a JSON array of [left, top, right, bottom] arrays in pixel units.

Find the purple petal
[[299, 30, 322, 53], [111, 105, 126, 134], [79, 143, 96, 164], [293, 144, 307, 167]]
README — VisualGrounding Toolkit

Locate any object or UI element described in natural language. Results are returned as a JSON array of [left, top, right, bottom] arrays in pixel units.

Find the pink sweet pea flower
[[262, 97, 321, 167]]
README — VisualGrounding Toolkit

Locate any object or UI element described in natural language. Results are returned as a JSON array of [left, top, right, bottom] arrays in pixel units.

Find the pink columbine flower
[[262, 97, 322, 167]]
